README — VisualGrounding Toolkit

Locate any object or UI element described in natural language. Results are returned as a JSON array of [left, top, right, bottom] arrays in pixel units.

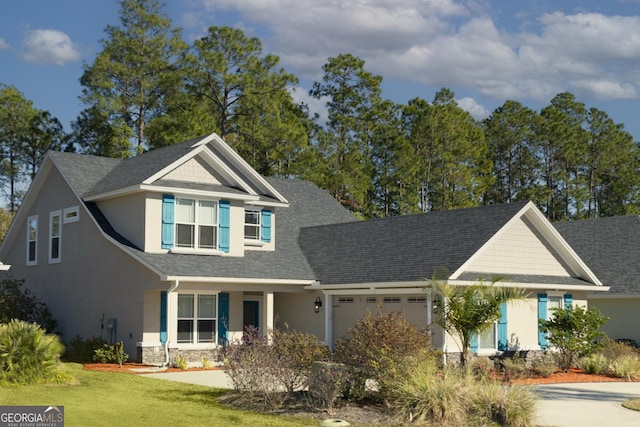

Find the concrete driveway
[[141, 371, 640, 426], [533, 382, 640, 427]]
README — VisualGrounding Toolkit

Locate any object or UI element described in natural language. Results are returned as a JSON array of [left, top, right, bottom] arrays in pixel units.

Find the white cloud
[[0, 38, 9, 50], [191, 1, 640, 103], [456, 97, 490, 120], [289, 85, 329, 126], [21, 29, 81, 66]]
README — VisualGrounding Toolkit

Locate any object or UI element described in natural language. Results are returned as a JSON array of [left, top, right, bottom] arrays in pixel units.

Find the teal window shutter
[[261, 209, 272, 243], [538, 294, 548, 349], [564, 294, 573, 309], [218, 292, 229, 345], [161, 195, 175, 249], [160, 291, 167, 344], [219, 200, 230, 252], [470, 331, 478, 353], [497, 301, 508, 351]]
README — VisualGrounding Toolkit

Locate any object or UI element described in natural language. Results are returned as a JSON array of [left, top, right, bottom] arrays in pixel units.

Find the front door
[[243, 300, 260, 332]]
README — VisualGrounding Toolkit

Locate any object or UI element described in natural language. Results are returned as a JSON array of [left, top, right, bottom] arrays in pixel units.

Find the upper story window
[[162, 195, 230, 253], [49, 210, 61, 264], [63, 206, 79, 224], [26, 215, 38, 266], [244, 209, 260, 240], [175, 198, 218, 250]]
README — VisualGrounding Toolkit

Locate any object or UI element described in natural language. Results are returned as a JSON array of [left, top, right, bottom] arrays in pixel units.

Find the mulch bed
[[83, 363, 636, 384], [82, 362, 222, 373]]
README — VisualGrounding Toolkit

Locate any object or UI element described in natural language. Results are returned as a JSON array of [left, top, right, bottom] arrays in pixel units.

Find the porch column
[[263, 291, 274, 342], [324, 293, 333, 348]]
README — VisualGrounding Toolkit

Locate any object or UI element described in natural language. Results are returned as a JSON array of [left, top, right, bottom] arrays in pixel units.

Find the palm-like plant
[[0, 319, 67, 384], [434, 280, 527, 367]]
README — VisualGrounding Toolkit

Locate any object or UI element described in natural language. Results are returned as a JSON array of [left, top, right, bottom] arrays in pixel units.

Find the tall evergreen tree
[[79, 0, 186, 155], [483, 100, 543, 205], [310, 54, 383, 216]]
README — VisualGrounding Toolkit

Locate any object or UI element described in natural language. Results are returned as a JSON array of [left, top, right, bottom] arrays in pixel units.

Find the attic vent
[[383, 297, 401, 304], [338, 297, 354, 304], [407, 297, 427, 303]]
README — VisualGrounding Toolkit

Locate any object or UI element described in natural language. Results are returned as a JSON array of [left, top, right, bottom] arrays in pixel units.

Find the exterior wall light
[[314, 296, 323, 313]]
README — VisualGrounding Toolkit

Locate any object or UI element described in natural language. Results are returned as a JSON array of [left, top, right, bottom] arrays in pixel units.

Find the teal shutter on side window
[[538, 294, 548, 349], [218, 292, 229, 345], [219, 200, 230, 252], [564, 294, 573, 309], [261, 209, 272, 243], [470, 332, 478, 353], [160, 291, 167, 344], [498, 301, 508, 351], [161, 195, 175, 249]]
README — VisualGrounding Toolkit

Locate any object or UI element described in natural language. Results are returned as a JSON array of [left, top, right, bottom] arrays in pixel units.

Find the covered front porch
[[139, 277, 313, 365]]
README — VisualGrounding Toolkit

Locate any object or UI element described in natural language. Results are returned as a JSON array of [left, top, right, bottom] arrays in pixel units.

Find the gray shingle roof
[[100, 177, 356, 280], [555, 216, 640, 295], [298, 201, 529, 285]]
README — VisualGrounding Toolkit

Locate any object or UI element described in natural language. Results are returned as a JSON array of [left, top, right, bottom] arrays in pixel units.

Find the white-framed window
[[383, 297, 401, 303], [338, 297, 354, 304], [546, 295, 564, 319], [175, 198, 218, 250], [244, 209, 260, 240], [478, 323, 497, 350], [366, 297, 377, 304], [63, 206, 79, 224], [26, 215, 38, 266], [49, 210, 61, 263], [408, 296, 427, 303], [177, 293, 217, 344]]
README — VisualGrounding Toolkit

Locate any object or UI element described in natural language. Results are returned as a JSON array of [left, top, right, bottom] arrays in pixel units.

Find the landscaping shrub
[[306, 361, 348, 414], [333, 309, 432, 401], [579, 353, 609, 375], [529, 353, 556, 378], [0, 278, 57, 332], [272, 324, 331, 393], [223, 327, 287, 409], [389, 358, 468, 426], [609, 355, 640, 380], [468, 380, 536, 427], [501, 352, 528, 380], [93, 341, 129, 367], [468, 356, 495, 381], [0, 319, 72, 385], [173, 354, 188, 370], [539, 306, 608, 372], [600, 337, 639, 361], [67, 335, 108, 362]]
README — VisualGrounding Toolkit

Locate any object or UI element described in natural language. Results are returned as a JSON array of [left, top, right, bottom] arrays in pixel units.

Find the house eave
[[161, 275, 316, 286], [84, 184, 265, 203]]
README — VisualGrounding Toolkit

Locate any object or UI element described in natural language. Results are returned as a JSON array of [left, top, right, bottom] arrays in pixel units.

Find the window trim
[[63, 206, 79, 224], [174, 198, 219, 252], [244, 208, 261, 241], [26, 215, 38, 266], [49, 210, 62, 264], [477, 323, 497, 351], [176, 292, 218, 346]]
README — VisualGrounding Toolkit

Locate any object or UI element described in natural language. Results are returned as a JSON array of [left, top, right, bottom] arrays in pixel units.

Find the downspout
[[164, 280, 179, 367]]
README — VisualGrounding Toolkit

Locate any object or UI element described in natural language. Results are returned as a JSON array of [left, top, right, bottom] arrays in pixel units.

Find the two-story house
[[0, 133, 608, 364]]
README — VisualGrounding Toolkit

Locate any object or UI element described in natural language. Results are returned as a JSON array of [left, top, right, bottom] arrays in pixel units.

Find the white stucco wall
[[590, 298, 640, 345]]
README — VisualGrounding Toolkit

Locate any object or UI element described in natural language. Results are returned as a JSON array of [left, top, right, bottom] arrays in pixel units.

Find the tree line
[[1, 0, 638, 222]]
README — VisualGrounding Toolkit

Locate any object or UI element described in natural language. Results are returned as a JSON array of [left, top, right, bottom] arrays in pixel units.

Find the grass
[[622, 398, 640, 411], [0, 363, 316, 427]]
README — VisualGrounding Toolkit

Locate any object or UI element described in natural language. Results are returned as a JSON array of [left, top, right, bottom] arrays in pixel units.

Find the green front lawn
[[0, 363, 316, 427]]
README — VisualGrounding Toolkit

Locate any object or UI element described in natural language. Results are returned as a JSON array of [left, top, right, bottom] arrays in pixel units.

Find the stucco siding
[[590, 298, 640, 345], [467, 217, 570, 276], [275, 292, 326, 340], [98, 193, 146, 250]]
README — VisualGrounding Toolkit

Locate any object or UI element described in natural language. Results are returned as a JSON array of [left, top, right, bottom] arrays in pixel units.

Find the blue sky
[[1, 0, 640, 141]]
